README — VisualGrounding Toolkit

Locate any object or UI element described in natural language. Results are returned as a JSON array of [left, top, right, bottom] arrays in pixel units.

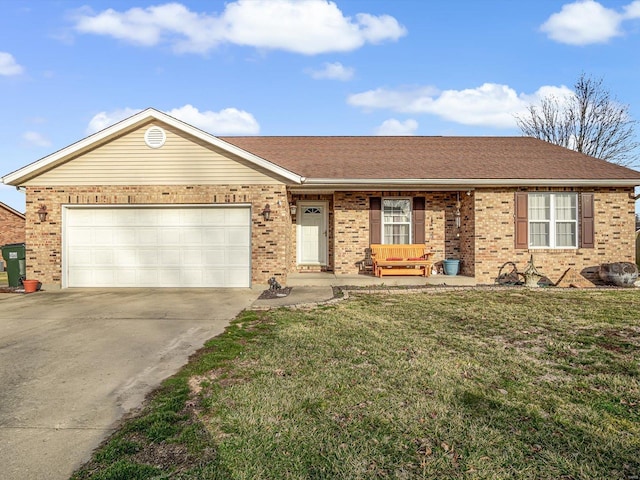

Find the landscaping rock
[[555, 268, 595, 288], [598, 262, 638, 287]]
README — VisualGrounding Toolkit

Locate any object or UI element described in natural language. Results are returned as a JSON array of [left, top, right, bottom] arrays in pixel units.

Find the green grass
[[0, 271, 7, 286], [73, 290, 640, 479]]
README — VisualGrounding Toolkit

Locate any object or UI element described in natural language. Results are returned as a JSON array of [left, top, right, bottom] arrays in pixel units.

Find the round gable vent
[[144, 126, 166, 148]]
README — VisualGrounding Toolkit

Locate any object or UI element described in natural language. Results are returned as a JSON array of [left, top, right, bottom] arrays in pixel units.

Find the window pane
[[384, 224, 410, 244], [529, 194, 550, 221], [555, 194, 577, 221], [383, 199, 411, 223], [556, 222, 576, 247], [530, 222, 549, 247]]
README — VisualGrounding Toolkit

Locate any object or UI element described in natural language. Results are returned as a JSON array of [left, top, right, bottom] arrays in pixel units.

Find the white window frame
[[528, 193, 578, 249], [382, 197, 412, 244]]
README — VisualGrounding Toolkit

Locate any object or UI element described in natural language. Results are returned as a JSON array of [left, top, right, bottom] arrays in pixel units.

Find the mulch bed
[[258, 287, 293, 300]]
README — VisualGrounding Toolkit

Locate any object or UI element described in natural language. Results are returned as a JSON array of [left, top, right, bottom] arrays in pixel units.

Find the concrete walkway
[[250, 273, 476, 309], [286, 272, 476, 287], [0, 288, 260, 480]]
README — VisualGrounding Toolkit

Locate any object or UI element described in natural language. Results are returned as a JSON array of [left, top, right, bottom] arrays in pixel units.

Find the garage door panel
[[202, 228, 225, 245], [226, 247, 251, 266], [161, 248, 181, 266], [203, 268, 228, 286], [178, 209, 198, 223], [68, 248, 93, 267], [201, 209, 226, 224], [111, 228, 136, 245], [202, 248, 227, 266], [67, 228, 97, 245], [137, 249, 159, 266], [227, 227, 251, 245], [179, 227, 204, 244], [224, 268, 251, 287], [160, 228, 181, 245], [137, 228, 159, 245], [116, 268, 139, 285], [93, 250, 114, 265], [225, 208, 250, 224], [112, 210, 138, 226], [66, 207, 251, 287]]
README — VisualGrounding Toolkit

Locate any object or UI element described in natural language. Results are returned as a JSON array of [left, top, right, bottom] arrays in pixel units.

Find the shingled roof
[[220, 136, 640, 183]]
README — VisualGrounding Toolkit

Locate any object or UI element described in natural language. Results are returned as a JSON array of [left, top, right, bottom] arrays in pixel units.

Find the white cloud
[[624, 0, 640, 18], [86, 107, 141, 134], [307, 62, 354, 81], [540, 0, 640, 45], [374, 118, 418, 136], [86, 105, 260, 135], [22, 131, 52, 147], [0, 52, 24, 76], [72, 1, 406, 55], [166, 104, 260, 135], [348, 83, 574, 129]]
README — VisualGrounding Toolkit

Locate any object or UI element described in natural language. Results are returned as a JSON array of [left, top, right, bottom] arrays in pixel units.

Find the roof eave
[[2, 108, 303, 186], [300, 178, 640, 188]]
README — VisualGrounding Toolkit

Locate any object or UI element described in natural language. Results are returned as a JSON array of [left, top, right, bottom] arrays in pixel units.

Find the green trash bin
[[1, 243, 26, 288]]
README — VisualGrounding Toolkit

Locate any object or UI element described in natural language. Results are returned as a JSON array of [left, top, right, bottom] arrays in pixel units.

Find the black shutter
[[514, 192, 528, 249], [370, 197, 381, 244], [581, 193, 595, 248], [413, 197, 425, 243]]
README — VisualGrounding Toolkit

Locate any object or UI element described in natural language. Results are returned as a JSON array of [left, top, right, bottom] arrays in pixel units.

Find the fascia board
[[301, 178, 640, 188], [2, 108, 303, 185]]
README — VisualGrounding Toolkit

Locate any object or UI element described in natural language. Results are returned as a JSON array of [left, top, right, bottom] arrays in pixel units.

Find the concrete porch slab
[[285, 272, 476, 287]]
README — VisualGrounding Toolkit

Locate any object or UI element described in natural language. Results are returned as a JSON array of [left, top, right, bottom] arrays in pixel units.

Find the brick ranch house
[[0, 201, 26, 247], [2, 108, 640, 289]]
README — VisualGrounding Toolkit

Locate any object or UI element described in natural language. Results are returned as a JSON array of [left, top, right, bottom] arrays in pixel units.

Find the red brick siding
[[0, 206, 25, 246]]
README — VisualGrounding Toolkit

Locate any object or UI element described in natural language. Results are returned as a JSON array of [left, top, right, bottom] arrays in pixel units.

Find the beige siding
[[26, 122, 283, 185]]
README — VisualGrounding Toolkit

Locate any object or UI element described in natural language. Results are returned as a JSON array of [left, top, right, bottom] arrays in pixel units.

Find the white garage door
[[65, 206, 251, 287]]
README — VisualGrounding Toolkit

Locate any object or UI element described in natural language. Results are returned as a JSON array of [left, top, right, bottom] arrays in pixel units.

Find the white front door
[[297, 203, 327, 265]]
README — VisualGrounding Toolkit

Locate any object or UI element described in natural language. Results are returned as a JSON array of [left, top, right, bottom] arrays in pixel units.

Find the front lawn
[[0, 271, 7, 285], [74, 289, 640, 479]]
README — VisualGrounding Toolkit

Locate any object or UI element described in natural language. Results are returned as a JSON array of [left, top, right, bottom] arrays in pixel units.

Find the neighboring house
[[2, 108, 639, 289], [0, 201, 25, 246]]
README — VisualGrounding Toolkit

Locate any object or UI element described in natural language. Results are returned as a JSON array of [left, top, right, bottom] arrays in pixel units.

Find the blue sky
[[2, 0, 640, 211]]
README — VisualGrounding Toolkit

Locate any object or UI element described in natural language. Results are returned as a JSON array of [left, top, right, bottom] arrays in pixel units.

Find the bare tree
[[516, 74, 639, 167]]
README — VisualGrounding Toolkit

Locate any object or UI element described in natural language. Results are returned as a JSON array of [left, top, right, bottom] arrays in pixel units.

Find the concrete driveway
[[0, 288, 260, 480]]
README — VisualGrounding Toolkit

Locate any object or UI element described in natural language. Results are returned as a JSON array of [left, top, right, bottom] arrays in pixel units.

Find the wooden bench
[[370, 244, 433, 277]]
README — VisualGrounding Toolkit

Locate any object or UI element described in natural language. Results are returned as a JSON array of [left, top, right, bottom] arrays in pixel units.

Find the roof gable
[[25, 121, 285, 186], [2, 108, 302, 186]]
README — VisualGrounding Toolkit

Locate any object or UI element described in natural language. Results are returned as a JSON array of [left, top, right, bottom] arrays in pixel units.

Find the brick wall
[[299, 187, 635, 283], [332, 191, 459, 275], [472, 187, 636, 284], [0, 205, 25, 246], [25, 185, 289, 287]]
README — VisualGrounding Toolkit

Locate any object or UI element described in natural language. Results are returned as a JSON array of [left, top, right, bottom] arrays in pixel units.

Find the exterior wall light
[[37, 205, 48, 222], [261, 204, 271, 221], [289, 204, 297, 216]]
